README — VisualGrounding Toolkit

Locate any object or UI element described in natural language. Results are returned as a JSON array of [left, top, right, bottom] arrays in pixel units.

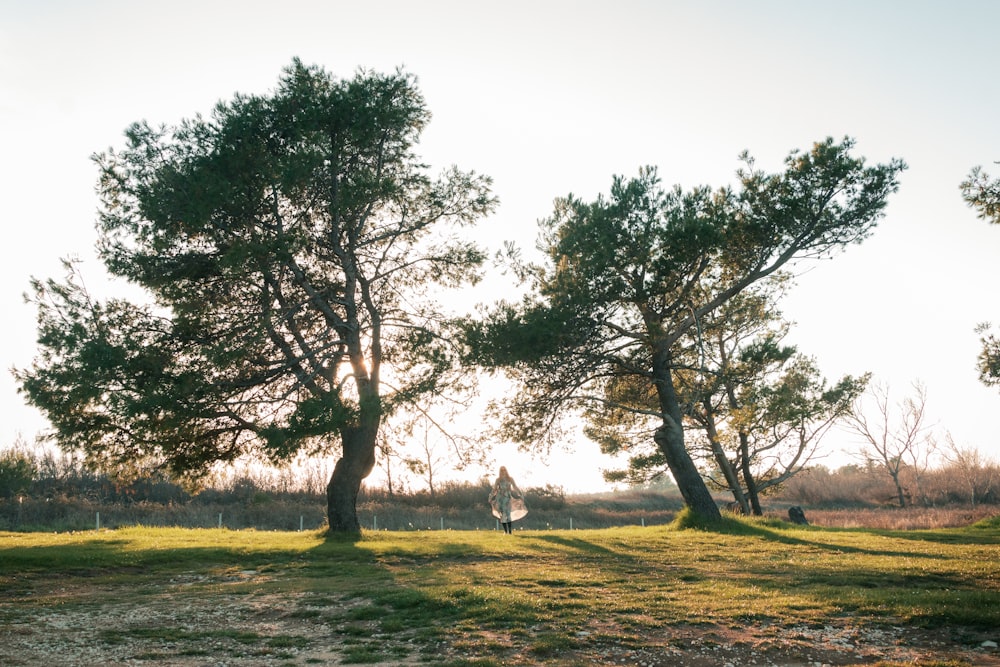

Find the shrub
[[0, 449, 35, 498]]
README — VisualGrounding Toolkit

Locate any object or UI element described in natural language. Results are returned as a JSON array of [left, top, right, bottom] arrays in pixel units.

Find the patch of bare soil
[[2, 572, 998, 666], [561, 621, 1000, 666]]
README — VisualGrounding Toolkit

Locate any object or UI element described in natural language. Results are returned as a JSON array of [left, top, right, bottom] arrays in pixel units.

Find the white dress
[[489, 478, 528, 521]]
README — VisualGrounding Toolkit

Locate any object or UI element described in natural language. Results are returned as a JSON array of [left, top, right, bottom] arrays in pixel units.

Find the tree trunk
[[654, 421, 721, 519], [652, 345, 721, 521], [703, 403, 749, 514], [327, 424, 378, 533], [890, 470, 908, 508], [738, 433, 763, 515]]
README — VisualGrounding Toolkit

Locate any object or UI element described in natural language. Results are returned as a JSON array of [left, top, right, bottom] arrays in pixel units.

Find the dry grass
[[791, 505, 1000, 530]]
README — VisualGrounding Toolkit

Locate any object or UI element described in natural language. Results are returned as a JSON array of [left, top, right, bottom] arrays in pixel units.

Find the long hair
[[496, 466, 511, 483]]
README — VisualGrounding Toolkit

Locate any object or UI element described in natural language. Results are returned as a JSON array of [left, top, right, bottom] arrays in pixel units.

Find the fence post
[[440, 517, 444, 531], [218, 513, 222, 529], [96, 512, 100, 531], [570, 517, 573, 530], [373, 515, 378, 531], [299, 515, 304, 531]]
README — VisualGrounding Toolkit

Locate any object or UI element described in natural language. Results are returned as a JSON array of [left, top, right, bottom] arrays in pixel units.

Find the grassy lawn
[[2, 512, 999, 665]]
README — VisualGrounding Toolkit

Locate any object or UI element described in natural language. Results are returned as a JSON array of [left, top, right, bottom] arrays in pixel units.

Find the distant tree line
[[2, 436, 996, 514], [1, 438, 690, 532], [777, 461, 999, 508]]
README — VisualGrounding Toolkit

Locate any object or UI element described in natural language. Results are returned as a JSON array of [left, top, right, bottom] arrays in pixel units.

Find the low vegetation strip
[[2, 514, 999, 665]]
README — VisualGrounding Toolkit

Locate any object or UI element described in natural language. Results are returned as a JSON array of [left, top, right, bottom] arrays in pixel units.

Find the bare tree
[[403, 426, 447, 499], [905, 433, 940, 507], [374, 430, 406, 497], [942, 433, 996, 507], [387, 400, 490, 499], [844, 381, 933, 508]]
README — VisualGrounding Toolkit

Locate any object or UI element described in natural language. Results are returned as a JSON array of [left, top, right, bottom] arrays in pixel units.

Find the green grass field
[[2, 512, 999, 665]]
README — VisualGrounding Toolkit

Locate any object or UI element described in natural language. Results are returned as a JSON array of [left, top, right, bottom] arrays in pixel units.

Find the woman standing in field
[[489, 466, 527, 534]]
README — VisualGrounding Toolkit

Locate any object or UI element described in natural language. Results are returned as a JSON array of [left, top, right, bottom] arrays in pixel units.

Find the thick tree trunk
[[652, 344, 721, 521], [654, 421, 722, 519], [327, 424, 378, 533]]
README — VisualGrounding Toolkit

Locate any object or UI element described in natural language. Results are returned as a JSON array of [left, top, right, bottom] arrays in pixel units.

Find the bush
[[0, 449, 35, 498]]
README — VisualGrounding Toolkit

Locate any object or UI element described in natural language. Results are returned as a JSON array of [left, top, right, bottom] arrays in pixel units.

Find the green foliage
[[669, 506, 743, 532], [975, 322, 1000, 388], [468, 137, 904, 519], [961, 164, 1000, 224], [15, 60, 495, 526], [971, 514, 1000, 530], [0, 449, 34, 498], [962, 165, 1000, 389], [605, 273, 869, 503]]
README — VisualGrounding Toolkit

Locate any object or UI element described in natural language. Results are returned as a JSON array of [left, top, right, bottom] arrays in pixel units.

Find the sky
[[1, 0, 999, 493]]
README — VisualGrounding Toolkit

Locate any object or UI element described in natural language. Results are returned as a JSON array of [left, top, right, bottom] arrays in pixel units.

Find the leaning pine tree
[[16, 60, 496, 533], [464, 138, 904, 521]]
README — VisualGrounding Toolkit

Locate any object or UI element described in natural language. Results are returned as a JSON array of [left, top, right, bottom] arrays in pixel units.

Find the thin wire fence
[[0, 492, 683, 532]]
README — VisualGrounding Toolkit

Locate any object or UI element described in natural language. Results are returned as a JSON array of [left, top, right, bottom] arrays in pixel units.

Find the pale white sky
[[2, 1, 999, 493]]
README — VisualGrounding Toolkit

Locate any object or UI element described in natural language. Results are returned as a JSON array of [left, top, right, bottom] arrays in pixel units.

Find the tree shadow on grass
[[709, 517, 956, 559], [526, 533, 624, 558]]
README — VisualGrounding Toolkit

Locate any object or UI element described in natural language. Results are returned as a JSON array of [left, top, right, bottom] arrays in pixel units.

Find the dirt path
[[2, 572, 998, 666]]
